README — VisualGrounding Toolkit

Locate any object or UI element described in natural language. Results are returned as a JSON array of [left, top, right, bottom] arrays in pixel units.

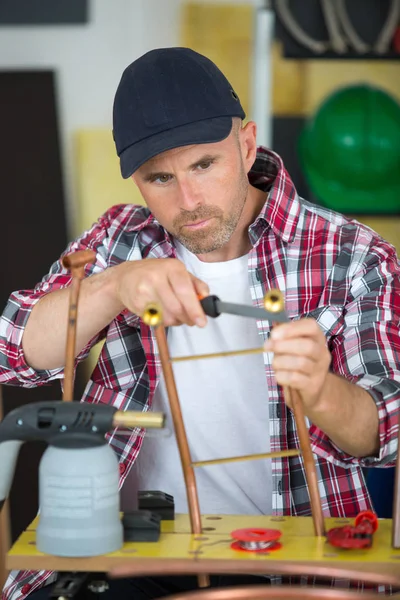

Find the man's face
[[132, 122, 255, 257]]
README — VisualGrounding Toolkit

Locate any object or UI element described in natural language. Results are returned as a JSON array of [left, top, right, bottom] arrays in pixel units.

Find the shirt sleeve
[[0, 204, 128, 388], [310, 234, 400, 469]]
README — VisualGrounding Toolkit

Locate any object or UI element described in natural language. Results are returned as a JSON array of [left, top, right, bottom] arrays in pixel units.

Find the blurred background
[[0, 0, 400, 568]]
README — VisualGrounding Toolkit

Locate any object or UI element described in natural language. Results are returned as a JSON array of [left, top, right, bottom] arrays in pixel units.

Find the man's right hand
[[115, 258, 209, 327], [22, 257, 210, 371]]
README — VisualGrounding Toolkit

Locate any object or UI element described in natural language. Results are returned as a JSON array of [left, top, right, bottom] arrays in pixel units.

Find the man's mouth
[[182, 218, 212, 230]]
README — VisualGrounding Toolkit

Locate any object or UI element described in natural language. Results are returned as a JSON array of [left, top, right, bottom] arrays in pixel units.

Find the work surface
[[7, 515, 400, 587]]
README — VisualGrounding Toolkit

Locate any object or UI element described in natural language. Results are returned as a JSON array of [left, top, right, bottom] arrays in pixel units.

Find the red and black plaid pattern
[[1, 148, 400, 599]]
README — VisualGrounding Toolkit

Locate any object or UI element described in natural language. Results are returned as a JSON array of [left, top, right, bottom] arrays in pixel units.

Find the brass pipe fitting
[[263, 289, 285, 314], [142, 303, 163, 326]]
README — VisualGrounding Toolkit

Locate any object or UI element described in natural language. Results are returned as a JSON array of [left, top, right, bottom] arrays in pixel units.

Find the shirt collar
[[248, 147, 301, 244]]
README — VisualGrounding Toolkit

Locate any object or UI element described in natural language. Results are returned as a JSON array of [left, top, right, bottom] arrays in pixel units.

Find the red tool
[[230, 528, 282, 553], [326, 510, 378, 549]]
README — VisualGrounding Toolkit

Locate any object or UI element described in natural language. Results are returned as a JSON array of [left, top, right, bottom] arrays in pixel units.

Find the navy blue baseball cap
[[112, 47, 246, 178]]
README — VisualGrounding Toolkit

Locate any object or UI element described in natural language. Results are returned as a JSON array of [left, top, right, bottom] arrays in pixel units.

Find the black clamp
[[138, 490, 175, 520]]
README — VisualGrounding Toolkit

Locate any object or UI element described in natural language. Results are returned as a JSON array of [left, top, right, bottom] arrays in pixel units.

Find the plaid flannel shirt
[[1, 148, 400, 599]]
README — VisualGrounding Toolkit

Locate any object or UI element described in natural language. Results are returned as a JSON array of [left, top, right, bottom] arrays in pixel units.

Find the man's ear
[[239, 121, 258, 172]]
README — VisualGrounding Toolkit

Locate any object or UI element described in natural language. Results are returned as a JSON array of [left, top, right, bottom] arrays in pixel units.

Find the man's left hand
[[264, 318, 331, 411]]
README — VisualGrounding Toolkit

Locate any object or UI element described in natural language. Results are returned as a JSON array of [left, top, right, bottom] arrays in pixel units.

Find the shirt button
[[119, 463, 126, 475], [278, 480, 282, 495], [21, 584, 32, 594]]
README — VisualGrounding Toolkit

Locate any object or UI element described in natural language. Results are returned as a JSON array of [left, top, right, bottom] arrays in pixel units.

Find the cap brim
[[119, 116, 233, 179]]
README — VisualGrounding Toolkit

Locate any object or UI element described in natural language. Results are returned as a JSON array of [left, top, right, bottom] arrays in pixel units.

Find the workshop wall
[[72, 0, 260, 235], [0, 0, 184, 236], [0, 0, 268, 545], [181, 0, 400, 520], [0, 0, 194, 546], [0, 0, 262, 239], [1, 0, 399, 549], [182, 1, 400, 250], [63, 0, 400, 378]]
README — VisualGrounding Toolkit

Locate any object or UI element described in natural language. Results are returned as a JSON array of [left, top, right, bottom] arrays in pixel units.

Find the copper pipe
[[161, 586, 383, 600], [171, 347, 264, 363], [192, 448, 300, 468], [266, 289, 325, 537], [61, 250, 96, 402], [62, 249, 96, 271], [154, 325, 209, 588], [284, 386, 325, 537], [62, 275, 81, 402], [113, 411, 165, 429], [109, 558, 400, 589], [170, 288, 287, 364]]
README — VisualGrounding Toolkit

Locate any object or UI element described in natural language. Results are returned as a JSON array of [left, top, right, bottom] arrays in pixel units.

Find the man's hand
[[23, 257, 210, 371], [115, 258, 209, 327], [264, 318, 331, 411], [264, 317, 379, 458]]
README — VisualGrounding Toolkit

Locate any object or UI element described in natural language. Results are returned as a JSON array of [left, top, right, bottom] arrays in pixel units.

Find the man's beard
[[172, 174, 249, 255]]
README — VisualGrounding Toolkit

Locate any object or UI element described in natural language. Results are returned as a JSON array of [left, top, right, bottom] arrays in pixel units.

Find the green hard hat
[[298, 84, 400, 214]]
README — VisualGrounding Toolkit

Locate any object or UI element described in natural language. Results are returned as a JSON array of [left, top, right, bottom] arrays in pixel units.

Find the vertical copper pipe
[[284, 385, 325, 537], [154, 325, 209, 588], [61, 250, 96, 402], [62, 274, 82, 402], [266, 287, 325, 537], [392, 416, 400, 547]]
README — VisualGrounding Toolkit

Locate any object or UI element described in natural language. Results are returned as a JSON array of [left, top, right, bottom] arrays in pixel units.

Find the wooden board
[[181, 2, 253, 118], [181, 3, 400, 118], [348, 216, 400, 255], [73, 128, 148, 378], [74, 128, 145, 237], [6, 514, 400, 588]]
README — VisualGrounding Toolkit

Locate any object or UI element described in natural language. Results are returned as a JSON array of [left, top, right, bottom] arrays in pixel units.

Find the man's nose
[[176, 180, 203, 210]]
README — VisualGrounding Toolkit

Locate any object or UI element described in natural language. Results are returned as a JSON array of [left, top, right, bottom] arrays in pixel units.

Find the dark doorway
[[0, 70, 68, 542]]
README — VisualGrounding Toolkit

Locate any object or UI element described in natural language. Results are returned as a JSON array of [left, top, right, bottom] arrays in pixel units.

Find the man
[[1, 47, 400, 599]]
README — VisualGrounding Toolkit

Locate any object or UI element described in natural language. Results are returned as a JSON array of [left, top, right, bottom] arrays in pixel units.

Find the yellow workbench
[[6, 514, 400, 588]]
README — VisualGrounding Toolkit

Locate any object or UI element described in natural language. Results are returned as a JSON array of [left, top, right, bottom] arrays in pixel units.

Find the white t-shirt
[[131, 241, 272, 515]]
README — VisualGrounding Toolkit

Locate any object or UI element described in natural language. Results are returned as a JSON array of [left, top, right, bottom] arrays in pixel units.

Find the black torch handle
[[200, 295, 288, 323]]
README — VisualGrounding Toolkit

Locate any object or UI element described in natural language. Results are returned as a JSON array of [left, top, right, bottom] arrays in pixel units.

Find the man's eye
[[197, 161, 212, 170], [155, 174, 171, 184]]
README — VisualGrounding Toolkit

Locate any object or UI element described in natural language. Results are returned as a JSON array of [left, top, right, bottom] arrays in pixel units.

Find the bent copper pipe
[[62, 249, 96, 271], [207, 289, 325, 536], [61, 249, 96, 401], [266, 291, 325, 537], [109, 559, 400, 589], [153, 323, 209, 588], [200, 289, 325, 537], [160, 585, 383, 600], [143, 292, 325, 538], [283, 386, 325, 537]]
